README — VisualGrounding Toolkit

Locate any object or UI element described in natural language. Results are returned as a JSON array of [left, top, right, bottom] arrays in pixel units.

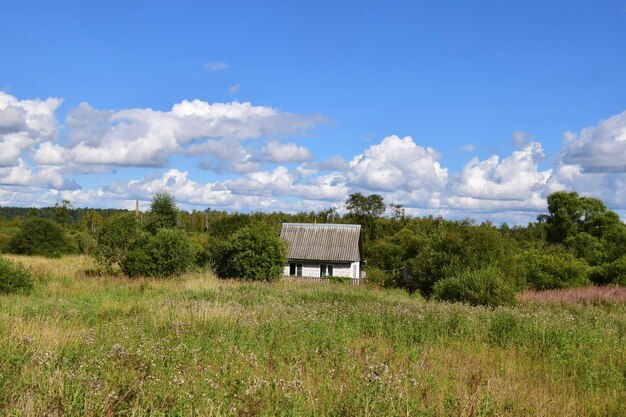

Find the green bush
[[0, 256, 34, 294], [432, 267, 516, 307], [121, 228, 192, 278], [72, 231, 97, 255], [365, 267, 397, 288], [94, 213, 142, 270], [0, 234, 11, 253], [213, 223, 286, 281], [520, 249, 591, 290], [7, 218, 70, 258], [589, 256, 626, 286], [408, 223, 521, 296]]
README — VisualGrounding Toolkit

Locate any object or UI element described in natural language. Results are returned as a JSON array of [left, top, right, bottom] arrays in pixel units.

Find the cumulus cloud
[[560, 110, 626, 173], [512, 131, 534, 148], [3, 90, 626, 223], [348, 135, 448, 194], [63, 169, 343, 212], [204, 61, 229, 71], [0, 91, 62, 167], [47, 99, 325, 170], [0, 159, 79, 190], [299, 156, 349, 172], [226, 166, 347, 201], [541, 111, 626, 210], [261, 140, 313, 163], [452, 142, 551, 201]]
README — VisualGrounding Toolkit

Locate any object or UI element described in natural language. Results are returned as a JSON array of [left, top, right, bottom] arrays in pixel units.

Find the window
[[290, 263, 302, 276], [320, 264, 333, 277]]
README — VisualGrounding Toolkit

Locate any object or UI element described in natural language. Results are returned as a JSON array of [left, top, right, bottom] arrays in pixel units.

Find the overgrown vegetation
[[1, 190, 626, 303], [0, 255, 623, 416], [7, 217, 72, 258], [212, 223, 286, 281], [433, 267, 517, 307], [0, 256, 34, 294]]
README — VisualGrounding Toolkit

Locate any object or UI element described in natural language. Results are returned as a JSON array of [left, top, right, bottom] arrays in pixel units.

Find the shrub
[[0, 256, 34, 294], [0, 234, 11, 253], [94, 213, 142, 270], [408, 223, 521, 296], [7, 218, 70, 258], [433, 267, 516, 307], [565, 232, 607, 266], [121, 228, 192, 278], [72, 231, 97, 255], [520, 249, 591, 290], [589, 256, 626, 286], [213, 223, 286, 281], [366, 267, 398, 288]]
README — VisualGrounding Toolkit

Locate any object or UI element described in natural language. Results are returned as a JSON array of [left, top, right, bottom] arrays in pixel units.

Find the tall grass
[[519, 286, 626, 306], [1, 255, 625, 416]]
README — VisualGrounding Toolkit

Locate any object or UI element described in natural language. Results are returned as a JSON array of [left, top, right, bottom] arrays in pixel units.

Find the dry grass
[[519, 286, 626, 306]]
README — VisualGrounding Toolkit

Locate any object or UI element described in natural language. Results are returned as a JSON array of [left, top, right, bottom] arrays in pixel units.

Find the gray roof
[[280, 223, 362, 262]]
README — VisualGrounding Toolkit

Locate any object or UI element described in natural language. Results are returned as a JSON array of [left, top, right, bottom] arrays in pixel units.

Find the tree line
[[1, 190, 625, 305]]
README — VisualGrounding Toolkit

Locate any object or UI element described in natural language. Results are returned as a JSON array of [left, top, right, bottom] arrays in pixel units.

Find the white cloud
[[543, 111, 626, 210], [58, 169, 343, 212], [348, 135, 448, 195], [560, 110, 626, 173], [226, 166, 347, 201], [204, 61, 229, 71], [261, 140, 313, 163], [0, 159, 79, 190], [457, 143, 476, 153], [2, 90, 626, 223], [228, 84, 240, 94], [0, 91, 62, 167], [512, 131, 534, 148], [452, 142, 551, 201], [48, 100, 325, 170]]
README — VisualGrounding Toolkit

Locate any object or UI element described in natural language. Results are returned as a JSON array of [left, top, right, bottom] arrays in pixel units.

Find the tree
[[81, 210, 103, 232], [538, 191, 584, 244], [345, 192, 386, 220], [539, 191, 622, 244], [7, 218, 70, 258], [146, 191, 179, 234], [213, 223, 286, 281], [94, 213, 142, 270], [54, 199, 72, 228], [345, 192, 386, 241], [388, 203, 406, 220]]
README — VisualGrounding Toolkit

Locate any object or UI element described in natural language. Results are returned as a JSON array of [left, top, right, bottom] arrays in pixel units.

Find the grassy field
[[1, 256, 625, 416]]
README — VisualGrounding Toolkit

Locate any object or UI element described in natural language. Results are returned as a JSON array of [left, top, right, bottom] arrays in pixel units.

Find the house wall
[[283, 260, 359, 278]]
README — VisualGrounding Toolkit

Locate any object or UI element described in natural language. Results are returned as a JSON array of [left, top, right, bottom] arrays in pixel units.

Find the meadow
[[1, 255, 625, 416]]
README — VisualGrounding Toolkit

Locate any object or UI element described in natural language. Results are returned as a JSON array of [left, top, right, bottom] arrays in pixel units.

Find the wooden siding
[[280, 223, 361, 262]]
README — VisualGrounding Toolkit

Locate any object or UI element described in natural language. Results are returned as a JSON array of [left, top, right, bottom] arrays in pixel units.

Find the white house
[[280, 223, 363, 279]]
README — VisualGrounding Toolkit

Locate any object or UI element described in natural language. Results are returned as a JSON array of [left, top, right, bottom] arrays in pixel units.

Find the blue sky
[[1, 1, 626, 223]]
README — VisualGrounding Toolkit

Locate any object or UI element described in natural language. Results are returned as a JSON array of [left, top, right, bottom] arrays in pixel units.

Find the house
[[280, 223, 364, 278]]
